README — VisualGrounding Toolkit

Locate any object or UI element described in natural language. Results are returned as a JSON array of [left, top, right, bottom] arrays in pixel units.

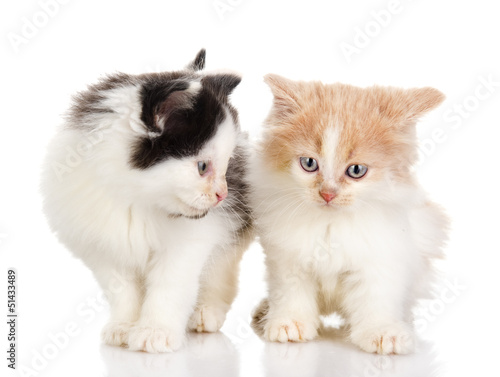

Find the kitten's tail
[[251, 298, 269, 337]]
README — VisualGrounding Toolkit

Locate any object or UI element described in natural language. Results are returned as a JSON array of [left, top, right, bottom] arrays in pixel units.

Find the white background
[[1, 0, 499, 376]]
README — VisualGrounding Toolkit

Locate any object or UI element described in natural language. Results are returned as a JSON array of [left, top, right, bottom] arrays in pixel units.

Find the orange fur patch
[[261, 74, 444, 186]]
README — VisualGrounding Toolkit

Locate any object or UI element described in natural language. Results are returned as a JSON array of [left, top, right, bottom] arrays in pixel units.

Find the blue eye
[[346, 164, 368, 179], [198, 161, 209, 176], [300, 157, 318, 172]]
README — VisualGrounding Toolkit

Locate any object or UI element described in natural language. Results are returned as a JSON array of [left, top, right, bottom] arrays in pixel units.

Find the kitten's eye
[[346, 164, 368, 179], [197, 161, 210, 176], [300, 157, 319, 172]]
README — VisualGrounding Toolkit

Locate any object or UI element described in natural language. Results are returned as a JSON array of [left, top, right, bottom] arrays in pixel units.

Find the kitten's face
[[129, 72, 241, 218], [139, 116, 236, 217], [262, 75, 444, 210]]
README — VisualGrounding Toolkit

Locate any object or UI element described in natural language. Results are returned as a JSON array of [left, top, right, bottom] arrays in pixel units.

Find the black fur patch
[[130, 73, 241, 169], [131, 81, 227, 169], [138, 78, 192, 134]]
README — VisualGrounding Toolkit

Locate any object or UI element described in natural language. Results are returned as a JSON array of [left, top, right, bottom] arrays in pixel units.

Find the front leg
[[128, 241, 211, 353], [92, 265, 142, 347], [341, 259, 417, 355], [189, 228, 254, 333], [260, 246, 320, 342]]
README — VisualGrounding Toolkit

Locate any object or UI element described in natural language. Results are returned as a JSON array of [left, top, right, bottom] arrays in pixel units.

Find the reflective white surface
[[99, 330, 438, 377], [5, 239, 500, 377]]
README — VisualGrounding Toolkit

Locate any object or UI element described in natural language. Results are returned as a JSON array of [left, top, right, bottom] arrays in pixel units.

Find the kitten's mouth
[[318, 200, 339, 208], [318, 199, 333, 206], [318, 199, 352, 209]]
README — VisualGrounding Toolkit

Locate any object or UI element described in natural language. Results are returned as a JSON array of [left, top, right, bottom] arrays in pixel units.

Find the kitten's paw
[[350, 323, 415, 355], [127, 326, 184, 353], [101, 322, 133, 347], [188, 305, 227, 333], [264, 319, 318, 343]]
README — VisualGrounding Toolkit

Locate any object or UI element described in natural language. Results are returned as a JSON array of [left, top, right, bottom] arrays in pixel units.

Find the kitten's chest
[[306, 222, 353, 277], [292, 209, 411, 275], [150, 211, 229, 252]]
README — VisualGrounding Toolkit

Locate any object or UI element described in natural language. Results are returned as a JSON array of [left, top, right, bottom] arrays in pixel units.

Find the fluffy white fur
[[250, 76, 449, 355], [252, 164, 447, 353], [42, 83, 251, 353]]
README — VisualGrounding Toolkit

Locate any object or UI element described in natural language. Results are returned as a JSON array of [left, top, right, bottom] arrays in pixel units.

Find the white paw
[[350, 323, 415, 355], [127, 326, 184, 353], [264, 318, 318, 343], [188, 305, 227, 333], [101, 322, 133, 347]]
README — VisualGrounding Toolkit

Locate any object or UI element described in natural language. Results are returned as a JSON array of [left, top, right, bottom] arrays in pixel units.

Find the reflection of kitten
[[41, 50, 253, 353], [251, 74, 448, 354]]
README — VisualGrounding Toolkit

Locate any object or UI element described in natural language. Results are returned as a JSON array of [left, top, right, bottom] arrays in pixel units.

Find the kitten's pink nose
[[320, 191, 336, 203], [216, 190, 227, 203]]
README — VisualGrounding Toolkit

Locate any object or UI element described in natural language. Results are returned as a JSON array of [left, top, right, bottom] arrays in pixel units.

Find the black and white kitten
[[41, 50, 253, 353]]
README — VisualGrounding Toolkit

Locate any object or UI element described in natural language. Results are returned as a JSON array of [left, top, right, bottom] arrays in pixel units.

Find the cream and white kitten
[[41, 50, 253, 353], [251, 74, 448, 355]]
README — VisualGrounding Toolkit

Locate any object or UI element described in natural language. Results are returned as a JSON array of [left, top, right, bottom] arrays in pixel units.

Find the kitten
[[251, 74, 448, 355], [41, 50, 253, 353]]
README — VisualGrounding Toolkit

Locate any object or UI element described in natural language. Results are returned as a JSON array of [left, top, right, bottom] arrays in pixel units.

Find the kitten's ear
[[264, 74, 300, 115], [187, 49, 206, 71], [380, 86, 445, 123], [138, 80, 201, 136], [404, 87, 445, 120], [202, 73, 242, 97]]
